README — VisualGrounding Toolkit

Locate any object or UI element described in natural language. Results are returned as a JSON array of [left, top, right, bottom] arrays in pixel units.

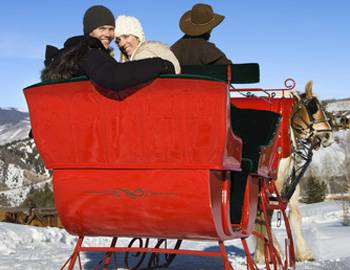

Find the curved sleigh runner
[[24, 64, 295, 270]]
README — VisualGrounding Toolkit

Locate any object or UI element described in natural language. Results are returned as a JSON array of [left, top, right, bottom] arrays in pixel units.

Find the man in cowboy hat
[[171, 3, 232, 65]]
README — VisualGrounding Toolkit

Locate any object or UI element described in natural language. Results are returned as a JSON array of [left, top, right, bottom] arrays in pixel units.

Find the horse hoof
[[296, 254, 315, 262]]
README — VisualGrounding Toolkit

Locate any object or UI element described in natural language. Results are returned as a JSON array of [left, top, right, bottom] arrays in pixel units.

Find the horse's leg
[[261, 157, 294, 264], [253, 210, 267, 264], [254, 201, 288, 266], [289, 186, 315, 261], [265, 158, 291, 260], [254, 157, 292, 264]]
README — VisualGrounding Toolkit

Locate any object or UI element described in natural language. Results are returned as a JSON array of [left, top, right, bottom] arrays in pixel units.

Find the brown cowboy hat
[[179, 3, 225, 36]]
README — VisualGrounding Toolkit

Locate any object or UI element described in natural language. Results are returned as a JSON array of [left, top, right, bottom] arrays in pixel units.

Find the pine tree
[[303, 175, 327, 204], [20, 183, 55, 208]]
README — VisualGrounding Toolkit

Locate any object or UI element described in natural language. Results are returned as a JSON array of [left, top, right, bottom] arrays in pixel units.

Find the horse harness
[[282, 96, 332, 201]]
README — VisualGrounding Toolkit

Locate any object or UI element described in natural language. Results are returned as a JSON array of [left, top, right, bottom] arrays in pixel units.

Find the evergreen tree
[[303, 175, 327, 204], [20, 183, 55, 208]]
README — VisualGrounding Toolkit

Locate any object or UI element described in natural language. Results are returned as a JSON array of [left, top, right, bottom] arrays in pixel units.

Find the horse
[[254, 80, 335, 263]]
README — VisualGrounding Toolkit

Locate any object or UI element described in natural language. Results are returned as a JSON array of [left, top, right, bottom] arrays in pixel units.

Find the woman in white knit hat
[[115, 15, 181, 74]]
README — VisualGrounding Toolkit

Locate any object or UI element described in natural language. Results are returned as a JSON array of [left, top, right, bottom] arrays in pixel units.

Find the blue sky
[[0, 1, 349, 110]]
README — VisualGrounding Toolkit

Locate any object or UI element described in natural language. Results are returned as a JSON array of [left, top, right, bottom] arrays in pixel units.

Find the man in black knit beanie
[[83, 5, 115, 49]]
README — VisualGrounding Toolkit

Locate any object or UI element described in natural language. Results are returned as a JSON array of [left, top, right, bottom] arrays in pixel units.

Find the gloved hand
[[160, 59, 175, 74]]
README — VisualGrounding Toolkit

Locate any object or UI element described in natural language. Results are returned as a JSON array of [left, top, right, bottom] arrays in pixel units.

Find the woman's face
[[115, 35, 140, 57]]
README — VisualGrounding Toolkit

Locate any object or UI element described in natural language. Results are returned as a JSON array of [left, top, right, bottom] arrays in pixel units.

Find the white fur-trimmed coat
[[122, 41, 181, 74]]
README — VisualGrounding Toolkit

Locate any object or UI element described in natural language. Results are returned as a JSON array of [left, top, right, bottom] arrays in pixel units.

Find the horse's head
[[291, 81, 333, 149]]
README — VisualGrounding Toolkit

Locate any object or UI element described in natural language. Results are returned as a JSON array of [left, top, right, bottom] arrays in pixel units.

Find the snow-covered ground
[[1, 201, 349, 270]]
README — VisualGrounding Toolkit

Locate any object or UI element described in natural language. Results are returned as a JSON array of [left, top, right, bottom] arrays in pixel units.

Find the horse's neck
[[289, 127, 308, 166], [277, 126, 313, 199]]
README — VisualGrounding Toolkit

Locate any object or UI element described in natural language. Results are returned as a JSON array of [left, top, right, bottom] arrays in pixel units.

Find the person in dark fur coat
[[171, 3, 232, 65], [41, 5, 175, 91]]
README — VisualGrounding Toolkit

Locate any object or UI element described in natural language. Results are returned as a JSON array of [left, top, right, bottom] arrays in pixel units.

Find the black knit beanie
[[83, 5, 115, 35]]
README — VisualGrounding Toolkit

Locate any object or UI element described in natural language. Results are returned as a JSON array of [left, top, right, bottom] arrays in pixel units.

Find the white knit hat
[[115, 15, 145, 43]]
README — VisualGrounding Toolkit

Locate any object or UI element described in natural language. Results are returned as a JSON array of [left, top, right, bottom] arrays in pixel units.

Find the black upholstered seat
[[229, 106, 281, 224]]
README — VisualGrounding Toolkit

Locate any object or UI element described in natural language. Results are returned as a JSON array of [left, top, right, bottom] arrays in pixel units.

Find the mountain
[[0, 108, 31, 145], [0, 107, 51, 207], [0, 108, 43, 206], [324, 97, 350, 112], [0, 138, 51, 206]]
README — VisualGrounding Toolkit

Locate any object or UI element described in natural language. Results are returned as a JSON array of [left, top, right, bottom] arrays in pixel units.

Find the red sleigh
[[24, 65, 296, 270]]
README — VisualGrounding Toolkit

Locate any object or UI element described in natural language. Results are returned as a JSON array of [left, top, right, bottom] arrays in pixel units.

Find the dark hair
[[40, 36, 109, 82], [40, 45, 86, 81]]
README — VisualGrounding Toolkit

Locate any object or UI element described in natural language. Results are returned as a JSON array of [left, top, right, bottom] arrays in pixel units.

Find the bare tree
[[338, 131, 350, 226]]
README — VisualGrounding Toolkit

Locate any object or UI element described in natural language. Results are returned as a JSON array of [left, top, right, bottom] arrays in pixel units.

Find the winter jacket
[[171, 35, 232, 65], [120, 41, 181, 74], [41, 36, 175, 91]]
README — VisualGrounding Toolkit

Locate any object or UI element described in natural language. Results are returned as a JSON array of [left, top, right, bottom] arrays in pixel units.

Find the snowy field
[[0, 201, 349, 270]]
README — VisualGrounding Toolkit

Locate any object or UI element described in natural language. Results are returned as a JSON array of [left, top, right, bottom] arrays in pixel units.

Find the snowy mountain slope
[[0, 108, 31, 146], [0, 201, 349, 270], [0, 139, 50, 206], [0, 119, 31, 145], [324, 98, 350, 112], [0, 107, 50, 207], [0, 107, 28, 125]]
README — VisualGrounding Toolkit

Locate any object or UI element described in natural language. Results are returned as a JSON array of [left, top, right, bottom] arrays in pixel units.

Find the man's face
[[89, 25, 115, 49]]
